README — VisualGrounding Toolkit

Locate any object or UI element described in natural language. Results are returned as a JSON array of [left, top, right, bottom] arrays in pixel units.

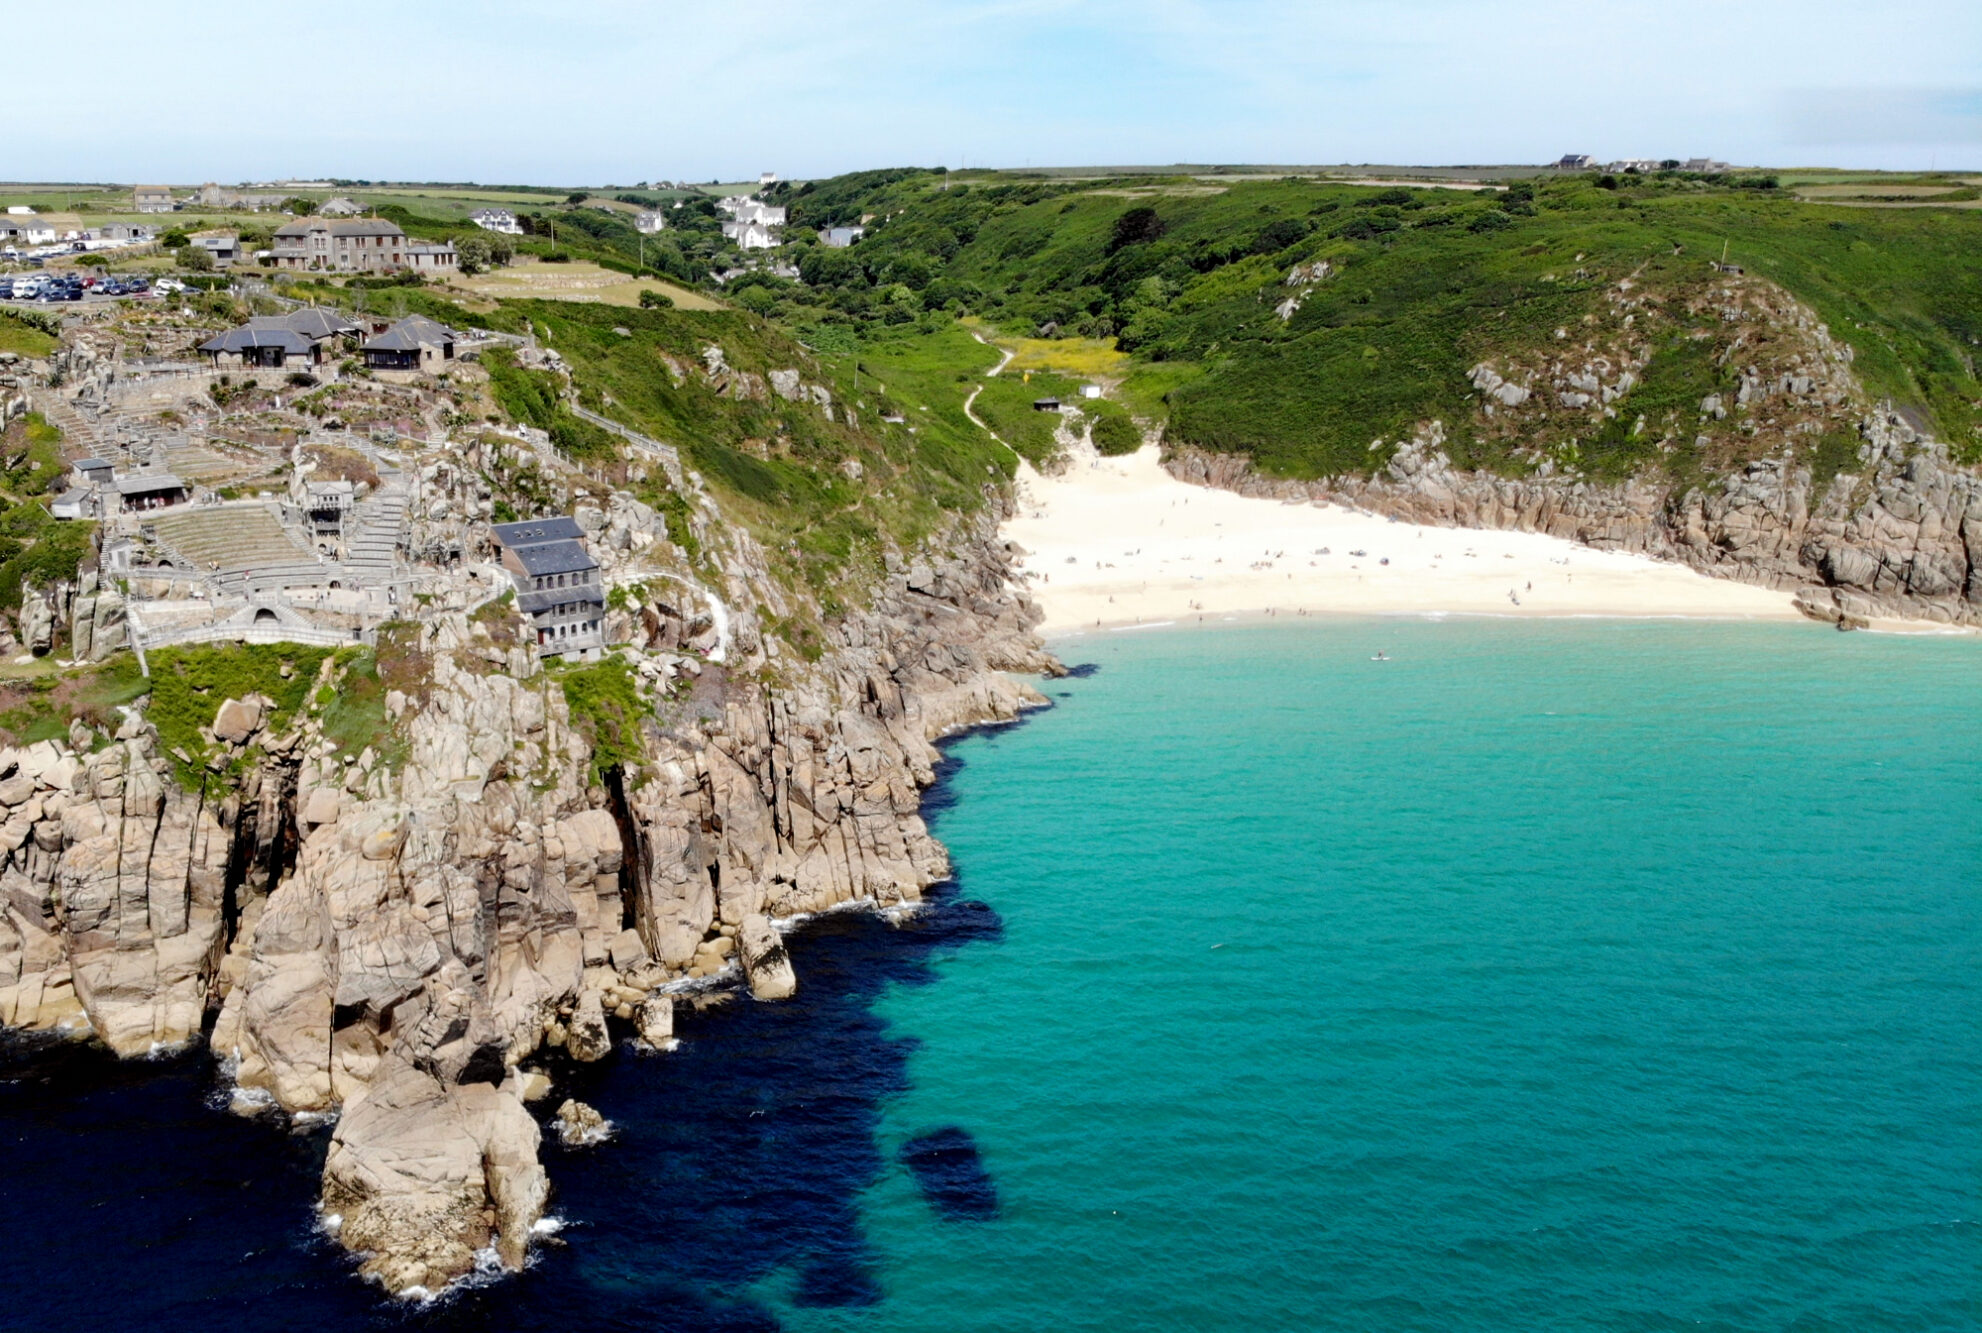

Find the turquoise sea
[[790, 618, 1981, 1332], [1, 617, 1976, 1331]]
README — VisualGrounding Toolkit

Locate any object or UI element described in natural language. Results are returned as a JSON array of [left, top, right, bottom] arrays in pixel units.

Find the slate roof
[[200, 327, 314, 355], [511, 540, 599, 577], [518, 585, 606, 615], [247, 308, 359, 340], [492, 516, 585, 548], [362, 316, 455, 352]]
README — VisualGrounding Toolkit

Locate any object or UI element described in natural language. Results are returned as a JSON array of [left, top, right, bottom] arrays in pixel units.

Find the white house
[[634, 210, 667, 234], [718, 196, 787, 227], [5, 206, 32, 216], [759, 172, 779, 187], [319, 197, 365, 216], [722, 219, 778, 250], [470, 208, 523, 235], [1555, 154, 1594, 170], [820, 225, 864, 248]]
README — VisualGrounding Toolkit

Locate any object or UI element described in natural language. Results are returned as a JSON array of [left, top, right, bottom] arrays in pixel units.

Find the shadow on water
[[0, 714, 1058, 1332]]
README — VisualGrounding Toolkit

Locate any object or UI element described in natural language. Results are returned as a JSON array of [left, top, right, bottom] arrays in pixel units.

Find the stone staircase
[[339, 483, 406, 584]]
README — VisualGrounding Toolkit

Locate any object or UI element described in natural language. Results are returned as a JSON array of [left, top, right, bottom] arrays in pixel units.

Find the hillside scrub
[[764, 170, 1982, 478]]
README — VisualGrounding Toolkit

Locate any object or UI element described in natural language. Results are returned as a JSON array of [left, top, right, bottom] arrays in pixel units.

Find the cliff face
[[0, 503, 1054, 1295], [1165, 275, 1982, 628]]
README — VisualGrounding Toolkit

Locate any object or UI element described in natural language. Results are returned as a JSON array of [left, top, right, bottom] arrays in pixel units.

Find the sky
[[8, 0, 1980, 184]]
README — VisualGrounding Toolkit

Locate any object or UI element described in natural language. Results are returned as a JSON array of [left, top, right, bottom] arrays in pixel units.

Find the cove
[[786, 617, 1981, 1332]]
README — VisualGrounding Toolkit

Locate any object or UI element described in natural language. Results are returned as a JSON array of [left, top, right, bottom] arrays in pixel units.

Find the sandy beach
[[1004, 445, 1801, 636]]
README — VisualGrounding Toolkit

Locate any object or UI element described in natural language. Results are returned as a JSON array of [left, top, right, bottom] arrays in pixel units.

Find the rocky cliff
[[0, 499, 1055, 1295], [1165, 274, 1982, 629]]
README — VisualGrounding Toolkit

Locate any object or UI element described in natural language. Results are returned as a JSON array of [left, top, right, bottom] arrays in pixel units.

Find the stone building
[[270, 218, 458, 274], [490, 516, 605, 657], [133, 186, 176, 213], [361, 316, 457, 374]]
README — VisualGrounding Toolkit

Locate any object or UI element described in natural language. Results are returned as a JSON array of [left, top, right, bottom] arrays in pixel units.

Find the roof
[[74, 458, 112, 471], [306, 479, 355, 495], [115, 473, 186, 495], [247, 308, 359, 340], [518, 585, 606, 615], [362, 315, 456, 352], [330, 219, 404, 237], [492, 516, 585, 548], [200, 327, 314, 355], [512, 540, 599, 578]]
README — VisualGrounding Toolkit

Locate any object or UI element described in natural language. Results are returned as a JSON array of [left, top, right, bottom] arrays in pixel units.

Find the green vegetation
[[557, 655, 648, 780], [0, 654, 149, 747], [318, 648, 403, 768], [144, 644, 332, 788], [0, 311, 59, 359], [749, 169, 1982, 476]]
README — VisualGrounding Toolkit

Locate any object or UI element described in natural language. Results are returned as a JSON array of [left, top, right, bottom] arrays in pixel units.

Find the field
[[449, 260, 721, 311]]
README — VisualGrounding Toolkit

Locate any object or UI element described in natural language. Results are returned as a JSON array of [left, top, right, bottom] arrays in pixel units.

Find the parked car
[[0, 281, 13, 299]]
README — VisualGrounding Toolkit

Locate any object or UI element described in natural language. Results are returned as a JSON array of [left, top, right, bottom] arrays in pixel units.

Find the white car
[[153, 277, 186, 294]]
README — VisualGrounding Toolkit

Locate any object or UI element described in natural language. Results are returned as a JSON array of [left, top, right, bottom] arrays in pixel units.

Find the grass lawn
[[450, 260, 721, 311], [0, 314, 58, 358]]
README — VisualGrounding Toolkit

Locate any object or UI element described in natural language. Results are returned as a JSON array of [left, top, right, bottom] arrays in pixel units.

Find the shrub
[[638, 289, 674, 309], [1108, 206, 1167, 254]]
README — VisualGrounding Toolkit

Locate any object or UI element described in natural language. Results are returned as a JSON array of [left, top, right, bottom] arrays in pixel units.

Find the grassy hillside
[[746, 170, 1982, 476]]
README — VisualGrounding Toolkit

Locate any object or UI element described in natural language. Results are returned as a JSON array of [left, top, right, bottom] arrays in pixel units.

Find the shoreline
[[1004, 444, 1818, 634]]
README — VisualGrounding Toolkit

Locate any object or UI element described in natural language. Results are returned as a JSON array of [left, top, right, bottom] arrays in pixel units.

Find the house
[[270, 218, 457, 274], [490, 516, 605, 657], [634, 210, 667, 234], [0, 218, 57, 245], [92, 223, 154, 243], [73, 458, 116, 489], [759, 172, 779, 187], [134, 186, 176, 213], [114, 473, 189, 513], [51, 458, 116, 520], [361, 315, 456, 373], [720, 197, 786, 227], [190, 230, 240, 265], [200, 307, 359, 367], [1555, 154, 1594, 170], [198, 326, 316, 368], [721, 219, 778, 250], [319, 197, 364, 216], [1683, 158, 1731, 173], [820, 225, 864, 248], [470, 208, 523, 235], [5, 206, 31, 216]]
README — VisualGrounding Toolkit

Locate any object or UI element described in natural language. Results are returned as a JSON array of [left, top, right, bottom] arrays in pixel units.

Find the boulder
[[553, 1098, 612, 1147], [565, 989, 611, 1062], [738, 914, 796, 1001], [635, 994, 674, 1049], [211, 696, 266, 745]]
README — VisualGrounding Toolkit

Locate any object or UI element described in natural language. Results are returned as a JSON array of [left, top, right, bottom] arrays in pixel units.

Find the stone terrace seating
[[146, 503, 322, 578]]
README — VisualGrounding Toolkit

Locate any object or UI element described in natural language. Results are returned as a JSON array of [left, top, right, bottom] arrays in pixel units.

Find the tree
[[161, 228, 191, 249], [1108, 206, 1167, 254], [638, 289, 673, 309], [280, 197, 316, 215], [456, 234, 493, 274], [181, 246, 214, 272], [565, 192, 588, 205]]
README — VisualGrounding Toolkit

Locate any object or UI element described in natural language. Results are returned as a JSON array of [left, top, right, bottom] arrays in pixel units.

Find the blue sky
[[10, 0, 1980, 183]]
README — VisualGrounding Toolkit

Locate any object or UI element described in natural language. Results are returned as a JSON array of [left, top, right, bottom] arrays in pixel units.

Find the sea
[[1, 618, 1976, 1332]]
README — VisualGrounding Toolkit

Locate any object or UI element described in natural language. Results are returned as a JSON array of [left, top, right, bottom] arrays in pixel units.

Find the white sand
[[1004, 445, 1800, 636]]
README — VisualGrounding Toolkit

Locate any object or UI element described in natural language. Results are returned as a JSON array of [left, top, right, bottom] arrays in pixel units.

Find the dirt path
[[962, 332, 1018, 451]]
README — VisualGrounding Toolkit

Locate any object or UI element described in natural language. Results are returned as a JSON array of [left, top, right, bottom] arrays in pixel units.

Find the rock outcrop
[[0, 496, 1056, 1295]]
